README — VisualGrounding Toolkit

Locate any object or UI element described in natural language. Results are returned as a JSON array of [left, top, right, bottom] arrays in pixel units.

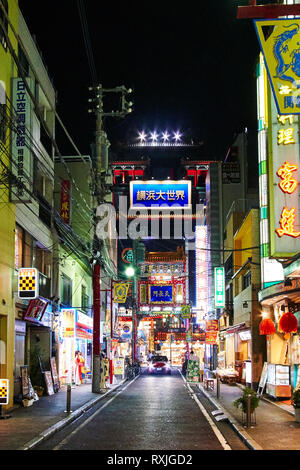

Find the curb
[[20, 378, 129, 450], [197, 384, 263, 451]]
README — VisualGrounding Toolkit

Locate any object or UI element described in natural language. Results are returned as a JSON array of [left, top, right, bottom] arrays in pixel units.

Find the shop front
[[58, 308, 76, 385], [14, 297, 53, 400], [75, 310, 93, 379]]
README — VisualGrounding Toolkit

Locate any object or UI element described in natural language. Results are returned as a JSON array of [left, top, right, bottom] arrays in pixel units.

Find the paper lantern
[[259, 318, 276, 336], [279, 312, 298, 334]]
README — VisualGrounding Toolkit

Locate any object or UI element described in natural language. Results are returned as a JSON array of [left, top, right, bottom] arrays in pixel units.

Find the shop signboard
[[43, 371, 54, 395], [214, 267, 225, 308], [113, 358, 125, 375], [149, 285, 173, 303], [130, 180, 192, 210], [60, 180, 71, 224], [206, 320, 219, 333], [254, 19, 300, 116], [113, 283, 130, 304], [0, 379, 9, 405], [205, 331, 218, 345], [23, 297, 48, 324], [268, 89, 300, 258], [11, 77, 33, 203], [61, 309, 76, 338], [18, 267, 39, 299], [181, 305, 191, 319]]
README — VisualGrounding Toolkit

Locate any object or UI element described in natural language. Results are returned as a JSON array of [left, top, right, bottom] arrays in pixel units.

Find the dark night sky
[[18, 0, 260, 160]]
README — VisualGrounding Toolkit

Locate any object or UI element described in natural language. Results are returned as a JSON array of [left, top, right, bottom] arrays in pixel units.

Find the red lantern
[[259, 318, 276, 336], [279, 312, 298, 334]]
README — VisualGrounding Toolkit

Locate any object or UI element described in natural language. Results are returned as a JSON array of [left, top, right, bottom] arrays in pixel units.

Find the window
[[14, 226, 34, 269], [81, 285, 89, 313], [62, 275, 72, 307], [0, 0, 8, 51], [243, 271, 251, 290], [14, 226, 23, 269]]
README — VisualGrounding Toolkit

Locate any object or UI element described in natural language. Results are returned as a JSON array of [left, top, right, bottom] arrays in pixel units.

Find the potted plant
[[292, 388, 300, 422], [233, 387, 260, 416]]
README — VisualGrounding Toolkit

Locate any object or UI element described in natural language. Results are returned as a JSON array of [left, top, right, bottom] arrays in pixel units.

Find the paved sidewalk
[[0, 379, 125, 451], [198, 379, 300, 450]]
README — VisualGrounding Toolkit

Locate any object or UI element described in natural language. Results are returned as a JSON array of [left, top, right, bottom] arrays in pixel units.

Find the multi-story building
[[0, 0, 19, 408]]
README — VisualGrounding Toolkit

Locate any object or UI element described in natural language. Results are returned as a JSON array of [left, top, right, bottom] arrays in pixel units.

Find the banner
[[205, 331, 218, 345], [181, 304, 191, 319], [254, 19, 300, 115]]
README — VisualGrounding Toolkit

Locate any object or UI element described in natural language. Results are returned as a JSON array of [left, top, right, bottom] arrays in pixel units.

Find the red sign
[[205, 331, 218, 345], [61, 180, 71, 224], [24, 297, 48, 324], [206, 320, 219, 332]]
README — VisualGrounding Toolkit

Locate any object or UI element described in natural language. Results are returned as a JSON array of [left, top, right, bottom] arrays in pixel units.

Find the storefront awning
[[223, 322, 250, 335]]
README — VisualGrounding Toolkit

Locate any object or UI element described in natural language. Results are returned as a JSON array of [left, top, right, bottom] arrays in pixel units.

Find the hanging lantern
[[259, 318, 276, 336], [279, 312, 298, 336]]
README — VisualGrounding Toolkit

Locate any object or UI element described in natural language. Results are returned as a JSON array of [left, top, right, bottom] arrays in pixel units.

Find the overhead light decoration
[[138, 131, 147, 142], [173, 131, 182, 142], [150, 131, 159, 142], [134, 130, 187, 147]]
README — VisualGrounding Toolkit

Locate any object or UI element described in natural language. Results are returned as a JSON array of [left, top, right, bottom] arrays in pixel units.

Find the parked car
[[148, 355, 171, 374]]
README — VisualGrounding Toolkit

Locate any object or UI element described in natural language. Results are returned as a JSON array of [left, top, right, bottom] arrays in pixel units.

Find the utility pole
[[88, 84, 133, 393]]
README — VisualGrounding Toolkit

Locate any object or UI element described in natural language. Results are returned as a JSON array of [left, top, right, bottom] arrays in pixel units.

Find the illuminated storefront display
[[130, 180, 191, 210]]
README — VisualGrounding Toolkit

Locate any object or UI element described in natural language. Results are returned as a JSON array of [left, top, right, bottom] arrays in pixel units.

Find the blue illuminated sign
[[130, 180, 191, 210], [150, 285, 173, 303]]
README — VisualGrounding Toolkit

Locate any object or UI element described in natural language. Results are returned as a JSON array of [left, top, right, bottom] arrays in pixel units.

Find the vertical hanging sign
[[214, 267, 225, 308], [60, 180, 71, 224], [11, 78, 33, 203]]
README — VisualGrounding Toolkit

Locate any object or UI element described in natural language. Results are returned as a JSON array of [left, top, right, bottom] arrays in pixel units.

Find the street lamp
[[125, 266, 135, 278]]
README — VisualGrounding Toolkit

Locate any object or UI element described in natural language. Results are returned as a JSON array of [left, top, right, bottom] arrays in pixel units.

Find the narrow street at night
[[33, 370, 246, 451]]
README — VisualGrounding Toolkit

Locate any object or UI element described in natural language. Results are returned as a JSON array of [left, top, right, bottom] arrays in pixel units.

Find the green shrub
[[233, 387, 260, 413], [292, 388, 300, 408]]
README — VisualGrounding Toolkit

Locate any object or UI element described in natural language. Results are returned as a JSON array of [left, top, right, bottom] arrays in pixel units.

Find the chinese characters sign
[[130, 180, 191, 210], [269, 89, 300, 257], [11, 78, 33, 202], [150, 285, 173, 303], [61, 180, 71, 224], [214, 267, 225, 308], [254, 19, 300, 115]]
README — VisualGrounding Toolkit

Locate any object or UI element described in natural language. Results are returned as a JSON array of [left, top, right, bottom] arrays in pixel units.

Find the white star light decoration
[[137, 130, 183, 146]]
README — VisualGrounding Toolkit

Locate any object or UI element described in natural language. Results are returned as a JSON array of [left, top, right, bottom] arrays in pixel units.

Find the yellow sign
[[255, 19, 300, 115], [113, 283, 130, 304], [18, 268, 38, 299], [181, 305, 191, 319], [0, 379, 9, 405]]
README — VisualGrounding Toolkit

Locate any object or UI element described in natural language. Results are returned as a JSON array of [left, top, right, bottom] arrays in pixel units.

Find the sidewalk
[[198, 379, 300, 450], [0, 378, 125, 451]]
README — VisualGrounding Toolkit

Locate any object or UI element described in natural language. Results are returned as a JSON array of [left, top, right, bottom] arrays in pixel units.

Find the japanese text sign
[[150, 285, 173, 303], [130, 180, 191, 210]]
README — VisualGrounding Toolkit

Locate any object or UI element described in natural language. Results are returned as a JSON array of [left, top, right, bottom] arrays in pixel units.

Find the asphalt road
[[35, 370, 247, 451]]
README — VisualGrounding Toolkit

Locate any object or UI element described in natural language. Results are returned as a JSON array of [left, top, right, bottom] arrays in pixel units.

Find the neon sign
[[276, 207, 300, 238], [277, 161, 298, 194]]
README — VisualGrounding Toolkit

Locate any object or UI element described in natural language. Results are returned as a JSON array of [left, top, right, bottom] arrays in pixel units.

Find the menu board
[[20, 365, 30, 397], [50, 357, 59, 392], [43, 371, 54, 395]]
